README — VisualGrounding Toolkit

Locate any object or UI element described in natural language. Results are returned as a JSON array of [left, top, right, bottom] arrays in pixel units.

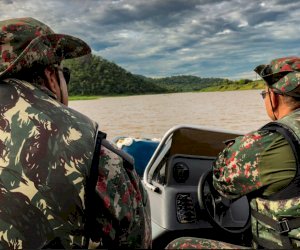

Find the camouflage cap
[[254, 57, 300, 94], [0, 17, 91, 78]]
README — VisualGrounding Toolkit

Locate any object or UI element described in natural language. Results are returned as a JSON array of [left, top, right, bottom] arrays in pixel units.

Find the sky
[[1, 0, 300, 80]]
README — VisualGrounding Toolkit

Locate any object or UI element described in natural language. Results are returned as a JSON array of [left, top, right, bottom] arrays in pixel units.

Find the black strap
[[89, 131, 107, 194], [252, 209, 300, 233], [261, 122, 300, 174], [84, 130, 107, 248], [260, 122, 300, 200], [101, 139, 134, 168], [251, 209, 300, 248]]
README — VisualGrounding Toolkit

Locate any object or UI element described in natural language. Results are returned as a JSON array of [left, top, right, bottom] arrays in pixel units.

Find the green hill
[[64, 54, 263, 96], [64, 55, 166, 96]]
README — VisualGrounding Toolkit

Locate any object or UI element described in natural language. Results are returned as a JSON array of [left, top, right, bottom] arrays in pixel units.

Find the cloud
[[91, 0, 203, 26], [0, 0, 300, 79]]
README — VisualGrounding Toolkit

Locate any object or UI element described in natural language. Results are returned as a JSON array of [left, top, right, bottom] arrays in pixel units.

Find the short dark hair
[[8, 62, 52, 86], [283, 94, 300, 109]]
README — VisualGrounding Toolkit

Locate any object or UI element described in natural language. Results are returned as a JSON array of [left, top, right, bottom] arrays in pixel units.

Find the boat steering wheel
[[197, 169, 251, 234]]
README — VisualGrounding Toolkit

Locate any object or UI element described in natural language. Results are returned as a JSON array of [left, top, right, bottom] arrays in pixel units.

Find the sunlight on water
[[69, 90, 270, 139]]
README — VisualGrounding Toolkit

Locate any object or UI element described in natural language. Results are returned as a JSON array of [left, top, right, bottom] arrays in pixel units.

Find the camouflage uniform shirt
[[167, 111, 299, 249], [0, 78, 151, 249], [212, 110, 300, 248]]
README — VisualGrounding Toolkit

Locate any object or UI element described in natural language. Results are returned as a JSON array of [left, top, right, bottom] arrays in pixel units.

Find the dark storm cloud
[[95, 0, 215, 26]]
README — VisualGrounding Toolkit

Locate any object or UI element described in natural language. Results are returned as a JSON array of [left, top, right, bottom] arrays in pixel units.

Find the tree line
[[64, 54, 253, 96]]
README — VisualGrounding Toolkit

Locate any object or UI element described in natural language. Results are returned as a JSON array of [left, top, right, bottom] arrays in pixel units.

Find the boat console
[[116, 125, 251, 248], [142, 125, 250, 247]]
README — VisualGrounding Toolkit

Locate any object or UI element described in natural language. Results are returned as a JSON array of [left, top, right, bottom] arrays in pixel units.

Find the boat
[[115, 124, 252, 248]]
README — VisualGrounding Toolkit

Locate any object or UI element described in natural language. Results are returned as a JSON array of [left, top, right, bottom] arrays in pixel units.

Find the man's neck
[[276, 105, 297, 120]]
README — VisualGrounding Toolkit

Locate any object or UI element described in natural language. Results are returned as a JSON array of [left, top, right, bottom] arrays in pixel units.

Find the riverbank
[[69, 94, 140, 101], [200, 80, 264, 92], [69, 95, 101, 101], [69, 80, 265, 100]]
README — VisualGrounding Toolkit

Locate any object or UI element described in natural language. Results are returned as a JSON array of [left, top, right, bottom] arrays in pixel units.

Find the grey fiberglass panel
[[167, 154, 215, 186], [148, 154, 249, 232], [145, 125, 241, 186]]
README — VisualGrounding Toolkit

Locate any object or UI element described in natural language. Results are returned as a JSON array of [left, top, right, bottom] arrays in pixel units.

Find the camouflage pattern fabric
[[254, 56, 300, 94], [213, 130, 275, 199], [165, 237, 249, 249], [0, 78, 151, 249], [167, 109, 300, 249], [95, 144, 151, 248], [249, 108, 300, 248], [212, 109, 300, 248], [0, 17, 91, 78]]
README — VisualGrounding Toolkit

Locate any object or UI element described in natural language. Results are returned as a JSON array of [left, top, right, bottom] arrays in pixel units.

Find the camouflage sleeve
[[165, 237, 249, 249], [89, 141, 152, 248], [212, 130, 270, 199]]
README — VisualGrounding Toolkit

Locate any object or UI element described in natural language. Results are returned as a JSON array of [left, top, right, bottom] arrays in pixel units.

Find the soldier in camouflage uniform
[[167, 57, 300, 249], [0, 17, 151, 249]]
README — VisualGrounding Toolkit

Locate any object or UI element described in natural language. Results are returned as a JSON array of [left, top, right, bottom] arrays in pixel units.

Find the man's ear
[[270, 90, 279, 109], [44, 66, 58, 94]]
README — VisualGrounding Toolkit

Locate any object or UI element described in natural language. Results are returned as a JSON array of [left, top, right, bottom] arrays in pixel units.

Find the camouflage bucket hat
[[0, 17, 91, 78], [254, 56, 300, 94]]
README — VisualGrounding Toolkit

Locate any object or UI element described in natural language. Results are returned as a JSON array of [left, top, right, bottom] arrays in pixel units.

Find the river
[[69, 90, 270, 140]]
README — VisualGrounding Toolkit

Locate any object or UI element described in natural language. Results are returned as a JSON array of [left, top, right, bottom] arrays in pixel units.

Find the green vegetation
[[149, 75, 227, 92], [200, 80, 265, 92], [64, 54, 264, 97], [64, 55, 166, 96], [68, 95, 101, 101]]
